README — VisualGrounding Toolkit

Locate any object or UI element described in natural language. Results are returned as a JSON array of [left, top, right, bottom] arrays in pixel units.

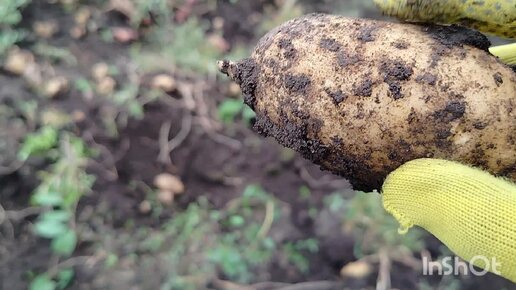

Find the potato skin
[[222, 14, 516, 191]]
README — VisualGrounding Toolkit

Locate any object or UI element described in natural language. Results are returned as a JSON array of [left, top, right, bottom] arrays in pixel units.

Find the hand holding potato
[[375, 0, 516, 283], [219, 5, 516, 283], [373, 0, 516, 64]]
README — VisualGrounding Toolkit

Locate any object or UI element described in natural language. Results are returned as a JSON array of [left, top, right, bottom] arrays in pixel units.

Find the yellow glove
[[373, 0, 516, 64], [382, 159, 516, 282]]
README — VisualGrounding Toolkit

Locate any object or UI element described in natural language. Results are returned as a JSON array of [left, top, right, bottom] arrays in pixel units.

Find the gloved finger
[[382, 158, 516, 282], [373, 0, 516, 39], [373, 0, 462, 24], [489, 43, 516, 65]]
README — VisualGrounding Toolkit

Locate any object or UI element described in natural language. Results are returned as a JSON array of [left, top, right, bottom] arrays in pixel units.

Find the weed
[[29, 271, 73, 290], [209, 185, 278, 282], [75, 75, 160, 137], [105, 83, 162, 135], [0, 0, 29, 25], [132, 18, 223, 75], [20, 127, 95, 290], [298, 185, 311, 200], [308, 207, 318, 219], [74, 78, 94, 95], [217, 98, 255, 125], [18, 126, 59, 161], [32, 43, 77, 66], [104, 253, 119, 269], [283, 238, 319, 273], [418, 276, 462, 290], [131, 0, 171, 26], [110, 83, 144, 119], [16, 99, 38, 125], [324, 192, 425, 258], [0, 0, 31, 56], [96, 185, 317, 288], [161, 185, 277, 284]]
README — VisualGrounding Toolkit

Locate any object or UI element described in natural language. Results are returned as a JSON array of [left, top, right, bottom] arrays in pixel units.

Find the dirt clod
[[319, 37, 342, 52], [337, 53, 361, 68], [388, 82, 403, 100], [278, 38, 297, 59], [325, 89, 346, 104], [284, 74, 311, 94], [416, 73, 437, 86], [423, 24, 491, 51], [229, 58, 259, 109], [493, 72, 503, 86], [434, 101, 466, 122], [381, 60, 413, 81], [357, 25, 377, 42], [354, 78, 373, 97]]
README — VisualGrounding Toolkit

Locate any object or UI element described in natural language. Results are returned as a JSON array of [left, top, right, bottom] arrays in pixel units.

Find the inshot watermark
[[422, 256, 502, 277]]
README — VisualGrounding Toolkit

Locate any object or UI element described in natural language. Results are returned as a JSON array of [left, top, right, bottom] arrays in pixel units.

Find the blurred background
[[0, 1, 514, 289]]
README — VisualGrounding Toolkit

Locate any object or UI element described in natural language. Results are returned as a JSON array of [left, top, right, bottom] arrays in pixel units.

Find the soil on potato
[[1, 1, 515, 290]]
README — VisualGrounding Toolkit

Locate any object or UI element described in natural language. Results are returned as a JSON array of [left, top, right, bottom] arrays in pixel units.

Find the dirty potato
[[218, 14, 516, 191]]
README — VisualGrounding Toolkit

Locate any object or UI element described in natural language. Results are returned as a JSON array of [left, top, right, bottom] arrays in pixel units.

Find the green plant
[[207, 185, 277, 282], [217, 98, 255, 125], [20, 128, 95, 289], [324, 192, 425, 259], [110, 84, 144, 120], [283, 238, 319, 273], [32, 43, 77, 65], [162, 185, 277, 284], [74, 78, 94, 94], [84, 183, 324, 289], [298, 185, 311, 200], [29, 270, 73, 290], [0, 0, 31, 56], [122, 0, 219, 27], [97, 184, 320, 289], [131, 0, 171, 26], [75, 76, 160, 136], [18, 126, 59, 161], [105, 84, 162, 136], [418, 276, 462, 290], [30, 134, 94, 250], [132, 18, 223, 75]]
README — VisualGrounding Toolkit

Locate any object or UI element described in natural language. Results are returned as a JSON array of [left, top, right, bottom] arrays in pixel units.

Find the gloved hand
[[382, 159, 516, 282], [373, 0, 516, 64], [374, 0, 516, 283]]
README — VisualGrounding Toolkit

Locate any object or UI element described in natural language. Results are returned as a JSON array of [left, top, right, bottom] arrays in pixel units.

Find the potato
[[218, 14, 516, 191]]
